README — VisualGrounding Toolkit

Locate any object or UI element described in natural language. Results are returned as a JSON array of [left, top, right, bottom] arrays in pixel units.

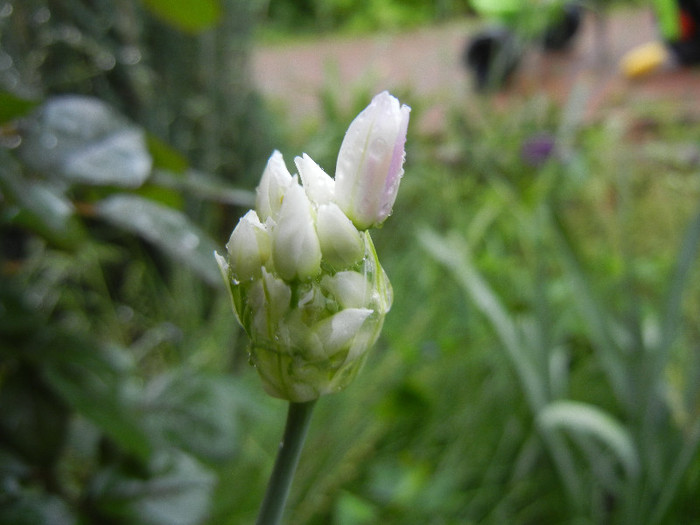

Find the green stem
[[256, 400, 317, 525]]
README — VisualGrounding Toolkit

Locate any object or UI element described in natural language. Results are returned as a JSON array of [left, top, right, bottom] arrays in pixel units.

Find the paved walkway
[[252, 7, 700, 132]]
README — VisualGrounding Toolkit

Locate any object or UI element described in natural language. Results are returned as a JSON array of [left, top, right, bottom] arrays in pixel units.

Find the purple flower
[[521, 134, 556, 167]]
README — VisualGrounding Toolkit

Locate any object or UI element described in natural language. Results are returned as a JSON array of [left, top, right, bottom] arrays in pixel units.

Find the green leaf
[[141, 0, 222, 33], [146, 134, 189, 174], [334, 491, 378, 525], [0, 490, 76, 525], [538, 400, 640, 478], [140, 371, 241, 462], [90, 450, 215, 525], [0, 367, 70, 467], [18, 96, 152, 188], [94, 194, 221, 285], [0, 150, 76, 239], [659, 207, 700, 360], [0, 91, 39, 124], [42, 342, 153, 461], [550, 210, 631, 407]]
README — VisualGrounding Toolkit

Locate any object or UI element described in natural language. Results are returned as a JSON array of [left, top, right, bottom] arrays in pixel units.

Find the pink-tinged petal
[[335, 91, 410, 230]]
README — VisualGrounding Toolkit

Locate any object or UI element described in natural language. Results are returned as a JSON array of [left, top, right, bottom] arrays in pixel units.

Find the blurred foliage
[[0, 0, 275, 524], [257, 0, 653, 38], [1, 0, 274, 185], [2, 0, 700, 524]]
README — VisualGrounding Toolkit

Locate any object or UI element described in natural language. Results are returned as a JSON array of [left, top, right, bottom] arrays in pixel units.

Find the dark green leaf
[[141, 0, 222, 33], [146, 134, 189, 174], [18, 96, 152, 188], [42, 342, 153, 461], [89, 450, 214, 525], [140, 371, 241, 462], [0, 490, 76, 525], [94, 194, 221, 285], [0, 366, 70, 467], [0, 91, 39, 124], [0, 150, 74, 235]]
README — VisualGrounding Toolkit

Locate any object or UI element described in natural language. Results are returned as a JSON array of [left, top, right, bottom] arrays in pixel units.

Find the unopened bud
[[335, 91, 410, 230]]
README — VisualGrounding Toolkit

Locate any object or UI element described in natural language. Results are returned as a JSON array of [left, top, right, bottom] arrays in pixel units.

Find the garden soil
[[252, 7, 700, 133]]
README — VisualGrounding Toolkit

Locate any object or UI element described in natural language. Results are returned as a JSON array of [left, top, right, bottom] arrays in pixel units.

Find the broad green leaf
[[0, 368, 69, 466], [140, 371, 241, 462], [18, 96, 152, 188], [538, 400, 639, 478], [141, 0, 221, 33], [0, 91, 39, 124], [94, 194, 220, 285], [42, 342, 153, 461], [0, 489, 76, 525], [90, 450, 215, 525], [146, 134, 189, 174], [0, 151, 74, 231]]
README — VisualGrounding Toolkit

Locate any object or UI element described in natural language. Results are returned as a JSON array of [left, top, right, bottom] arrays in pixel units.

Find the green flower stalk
[[216, 91, 409, 524], [217, 91, 410, 403]]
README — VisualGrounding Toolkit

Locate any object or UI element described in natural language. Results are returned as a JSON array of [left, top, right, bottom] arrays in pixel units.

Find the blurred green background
[[2, 1, 700, 524]]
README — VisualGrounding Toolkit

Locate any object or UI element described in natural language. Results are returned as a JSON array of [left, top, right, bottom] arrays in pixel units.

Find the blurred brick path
[[252, 7, 700, 132]]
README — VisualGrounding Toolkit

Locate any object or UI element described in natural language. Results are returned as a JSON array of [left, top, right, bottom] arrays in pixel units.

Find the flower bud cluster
[[216, 92, 409, 402]]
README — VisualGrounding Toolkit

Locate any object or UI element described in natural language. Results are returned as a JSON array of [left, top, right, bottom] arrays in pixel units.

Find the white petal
[[316, 203, 364, 269], [256, 150, 294, 221], [295, 153, 335, 206], [321, 271, 371, 309], [272, 182, 322, 281], [335, 91, 410, 230], [311, 308, 373, 357], [226, 210, 270, 280]]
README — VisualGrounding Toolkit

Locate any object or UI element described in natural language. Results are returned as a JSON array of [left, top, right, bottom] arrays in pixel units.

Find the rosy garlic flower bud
[[316, 203, 364, 270], [225, 210, 270, 281], [335, 91, 410, 230], [256, 150, 294, 222], [216, 92, 408, 402], [272, 182, 322, 281]]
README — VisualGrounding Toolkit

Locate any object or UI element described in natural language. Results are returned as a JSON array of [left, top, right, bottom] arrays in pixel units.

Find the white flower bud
[[306, 308, 373, 359], [225, 210, 270, 281], [335, 91, 410, 230], [315, 203, 364, 270], [271, 182, 322, 281], [216, 91, 409, 402], [256, 150, 294, 222], [321, 271, 371, 310], [295, 153, 335, 206], [247, 268, 292, 342]]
